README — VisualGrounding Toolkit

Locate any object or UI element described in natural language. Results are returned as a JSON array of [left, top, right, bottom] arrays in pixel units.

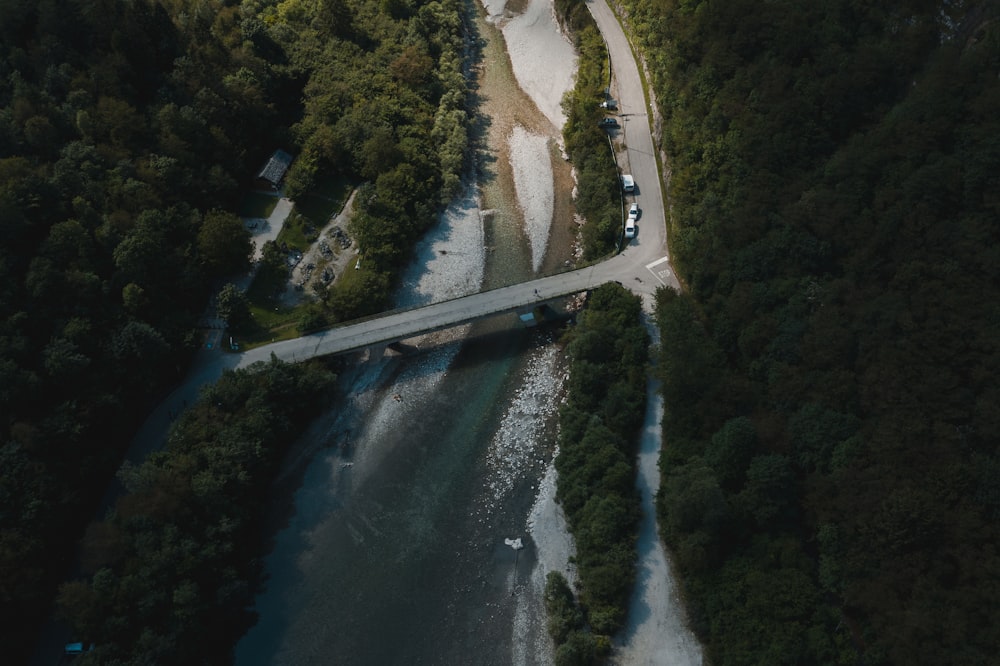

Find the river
[[234, 1, 579, 664]]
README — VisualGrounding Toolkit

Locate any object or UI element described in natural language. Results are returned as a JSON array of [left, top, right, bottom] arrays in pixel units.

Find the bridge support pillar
[[364, 343, 387, 363], [386, 341, 419, 356]]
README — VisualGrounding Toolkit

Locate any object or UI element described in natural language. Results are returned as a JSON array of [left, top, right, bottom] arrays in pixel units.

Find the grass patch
[[232, 263, 311, 349], [276, 209, 317, 252], [236, 303, 305, 349], [231, 295, 311, 350], [239, 191, 279, 218], [229, 176, 356, 347], [277, 176, 352, 251]]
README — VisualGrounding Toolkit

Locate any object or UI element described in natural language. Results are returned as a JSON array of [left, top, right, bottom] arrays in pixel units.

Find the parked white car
[[625, 204, 638, 238]]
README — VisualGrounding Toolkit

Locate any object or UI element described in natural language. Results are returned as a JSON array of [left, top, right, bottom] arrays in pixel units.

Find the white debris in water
[[513, 458, 578, 666], [508, 126, 555, 274], [526, 460, 577, 581]]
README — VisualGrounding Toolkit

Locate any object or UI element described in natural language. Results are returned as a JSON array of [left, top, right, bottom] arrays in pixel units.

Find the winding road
[[119, 0, 677, 469], [234, 0, 673, 363], [32, 2, 693, 663]]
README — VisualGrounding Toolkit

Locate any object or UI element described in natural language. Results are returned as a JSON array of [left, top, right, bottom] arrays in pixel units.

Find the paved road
[[231, 0, 676, 367], [117, 0, 680, 471], [586, 0, 674, 282], [31, 2, 680, 661]]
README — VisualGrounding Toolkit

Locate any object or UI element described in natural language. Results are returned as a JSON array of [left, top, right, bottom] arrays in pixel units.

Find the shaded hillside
[[58, 358, 336, 665], [0, 0, 468, 661], [619, 0, 1000, 663], [0, 2, 276, 656]]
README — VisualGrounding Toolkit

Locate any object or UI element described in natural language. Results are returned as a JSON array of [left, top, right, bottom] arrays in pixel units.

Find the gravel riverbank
[[239, 1, 703, 663]]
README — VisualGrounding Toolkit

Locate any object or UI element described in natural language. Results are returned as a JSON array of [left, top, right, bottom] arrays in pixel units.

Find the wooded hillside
[[623, 0, 1000, 662], [1, 2, 273, 655], [0, 0, 468, 660]]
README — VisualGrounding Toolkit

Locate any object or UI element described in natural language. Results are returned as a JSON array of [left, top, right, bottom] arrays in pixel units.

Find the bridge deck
[[239, 265, 616, 367]]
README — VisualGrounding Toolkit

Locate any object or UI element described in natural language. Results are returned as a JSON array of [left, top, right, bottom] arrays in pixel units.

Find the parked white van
[[621, 174, 635, 193]]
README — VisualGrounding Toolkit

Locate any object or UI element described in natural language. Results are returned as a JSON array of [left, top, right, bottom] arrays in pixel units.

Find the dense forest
[[617, 0, 1000, 663], [0, 0, 468, 660], [550, 283, 648, 662], [58, 357, 336, 664]]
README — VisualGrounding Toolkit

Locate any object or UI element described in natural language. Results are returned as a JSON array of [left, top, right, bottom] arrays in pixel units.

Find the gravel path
[[610, 323, 703, 666], [246, 196, 293, 261]]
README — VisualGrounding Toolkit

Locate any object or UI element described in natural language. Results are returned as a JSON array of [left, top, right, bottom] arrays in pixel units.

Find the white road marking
[[645, 257, 672, 286]]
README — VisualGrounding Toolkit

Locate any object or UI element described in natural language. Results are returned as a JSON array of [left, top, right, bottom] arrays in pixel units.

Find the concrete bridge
[[235, 0, 681, 369], [121, 0, 682, 478], [235, 254, 678, 368]]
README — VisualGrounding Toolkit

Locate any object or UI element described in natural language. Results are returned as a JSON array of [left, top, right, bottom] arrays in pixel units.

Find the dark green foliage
[[635, 0, 1000, 663], [216, 283, 251, 330], [197, 210, 252, 278], [556, 2, 621, 259], [0, 0, 281, 647], [270, 0, 470, 311], [0, 0, 471, 658], [552, 283, 647, 646], [326, 268, 392, 322], [57, 358, 336, 664], [544, 571, 585, 644], [555, 630, 601, 666], [705, 417, 756, 491], [297, 306, 329, 335]]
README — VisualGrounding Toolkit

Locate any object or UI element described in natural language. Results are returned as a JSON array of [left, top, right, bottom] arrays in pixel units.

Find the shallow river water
[[236, 325, 564, 665], [234, 2, 577, 664]]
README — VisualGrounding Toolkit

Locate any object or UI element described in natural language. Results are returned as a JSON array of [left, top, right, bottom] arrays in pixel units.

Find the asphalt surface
[[137, 0, 680, 427], [31, 2, 680, 662], [230, 0, 678, 367]]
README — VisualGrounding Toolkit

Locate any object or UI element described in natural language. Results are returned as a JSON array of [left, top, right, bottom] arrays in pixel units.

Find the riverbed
[[234, 1, 579, 664]]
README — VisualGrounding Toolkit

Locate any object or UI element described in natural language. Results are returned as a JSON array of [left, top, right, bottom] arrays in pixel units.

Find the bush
[[544, 572, 584, 644]]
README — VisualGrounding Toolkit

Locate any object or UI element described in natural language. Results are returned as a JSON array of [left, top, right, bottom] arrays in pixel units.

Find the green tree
[[738, 454, 795, 528], [705, 416, 757, 491], [327, 270, 391, 321], [555, 630, 600, 666], [198, 210, 252, 278], [216, 283, 250, 330], [544, 571, 583, 644]]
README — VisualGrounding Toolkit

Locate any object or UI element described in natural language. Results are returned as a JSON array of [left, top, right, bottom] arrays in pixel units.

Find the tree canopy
[[0, 0, 471, 659], [58, 357, 336, 664], [625, 0, 1000, 662], [553, 282, 648, 652]]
